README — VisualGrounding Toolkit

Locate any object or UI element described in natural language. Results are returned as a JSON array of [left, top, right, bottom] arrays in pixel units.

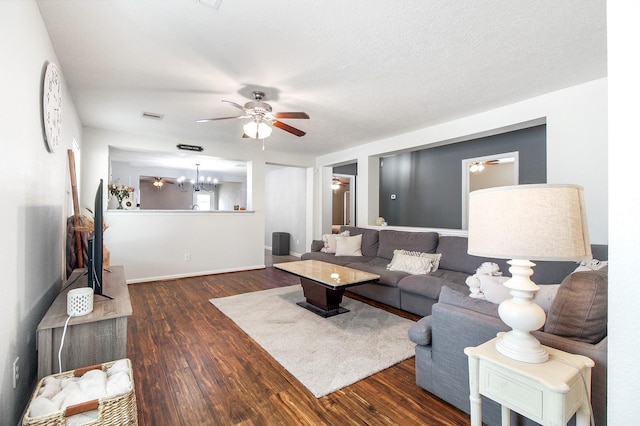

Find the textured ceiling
[[37, 0, 607, 157]]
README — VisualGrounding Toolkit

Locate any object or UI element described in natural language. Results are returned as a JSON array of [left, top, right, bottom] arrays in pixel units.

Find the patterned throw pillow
[[387, 250, 434, 275], [321, 230, 350, 253]]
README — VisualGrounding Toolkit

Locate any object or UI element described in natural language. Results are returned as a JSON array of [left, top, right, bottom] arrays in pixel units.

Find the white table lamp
[[467, 184, 591, 363]]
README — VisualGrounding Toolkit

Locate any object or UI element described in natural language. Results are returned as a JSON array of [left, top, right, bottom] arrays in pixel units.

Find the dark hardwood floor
[[126, 253, 470, 425]]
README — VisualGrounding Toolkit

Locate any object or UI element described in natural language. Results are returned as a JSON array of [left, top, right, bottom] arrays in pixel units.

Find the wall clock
[[42, 62, 62, 152]]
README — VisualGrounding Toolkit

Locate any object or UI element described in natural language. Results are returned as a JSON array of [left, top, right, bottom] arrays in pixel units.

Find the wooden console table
[[37, 265, 132, 379]]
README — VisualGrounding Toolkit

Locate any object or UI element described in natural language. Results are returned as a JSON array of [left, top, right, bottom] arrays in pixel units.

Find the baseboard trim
[[126, 265, 266, 284]]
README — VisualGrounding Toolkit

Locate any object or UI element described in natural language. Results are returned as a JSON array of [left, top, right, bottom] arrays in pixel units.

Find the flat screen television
[[87, 179, 111, 298]]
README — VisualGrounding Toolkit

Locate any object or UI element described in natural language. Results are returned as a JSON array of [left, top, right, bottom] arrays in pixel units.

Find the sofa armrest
[[408, 316, 432, 346], [310, 239, 324, 252]]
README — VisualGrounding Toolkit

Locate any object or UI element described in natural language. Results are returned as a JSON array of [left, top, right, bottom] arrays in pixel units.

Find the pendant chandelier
[[177, 164, 218, 192]]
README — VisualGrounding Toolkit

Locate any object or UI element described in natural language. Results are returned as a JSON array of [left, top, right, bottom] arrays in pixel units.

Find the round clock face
[[43, 62, 62, 152]]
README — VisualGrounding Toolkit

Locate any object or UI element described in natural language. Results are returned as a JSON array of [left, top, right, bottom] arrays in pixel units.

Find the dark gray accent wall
[[379, 125, 546, 229], [333, 163, 357, 175]]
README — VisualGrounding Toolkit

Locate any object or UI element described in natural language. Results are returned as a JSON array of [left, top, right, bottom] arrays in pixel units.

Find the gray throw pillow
[[544, 270, 608, 344]]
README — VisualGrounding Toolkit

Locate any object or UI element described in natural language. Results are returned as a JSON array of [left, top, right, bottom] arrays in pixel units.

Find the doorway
[[461, 152, 519, 229], [332, 174, 355, 231]]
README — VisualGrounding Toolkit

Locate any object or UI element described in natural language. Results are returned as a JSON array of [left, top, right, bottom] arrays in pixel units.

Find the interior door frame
[[461, 151, 519, 229]]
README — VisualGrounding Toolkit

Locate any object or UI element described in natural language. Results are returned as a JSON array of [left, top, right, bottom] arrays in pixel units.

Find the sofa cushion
[[310, 240, 324, 252], [399, 273, 468, 300], [544, 270, 608, 344], [299, 251, 372, 266], [377, 230, 439, 260], [408, 316, 432, 346], [346, 262, 408, 287], [339, 226, 379, 257], [438, 286, 500, 318]]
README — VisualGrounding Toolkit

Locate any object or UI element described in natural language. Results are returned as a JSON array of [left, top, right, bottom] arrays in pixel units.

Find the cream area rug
[[209, 285, 416, 398]]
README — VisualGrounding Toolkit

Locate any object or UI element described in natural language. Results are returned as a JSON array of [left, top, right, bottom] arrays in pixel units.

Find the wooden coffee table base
[[273, 260, 380, 318], [298, 277, 349, 317]]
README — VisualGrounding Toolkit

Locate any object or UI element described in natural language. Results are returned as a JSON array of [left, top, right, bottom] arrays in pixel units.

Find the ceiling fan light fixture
[[243, 120, 272, 139]]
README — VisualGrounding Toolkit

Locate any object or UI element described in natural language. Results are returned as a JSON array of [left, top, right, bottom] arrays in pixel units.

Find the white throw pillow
[[334, 234, 363, 256], [478, 275, 560, 313], [387, 250, 434, 275], [533, 284, 561, 313], [321, 230, 350, 254], [477, 275, 510, 303]]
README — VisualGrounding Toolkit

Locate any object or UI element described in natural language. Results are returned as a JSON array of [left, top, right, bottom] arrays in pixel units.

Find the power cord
[[548, 353, 596, 426], [60, 270, 87, 292], [58, 315, 73, 374]]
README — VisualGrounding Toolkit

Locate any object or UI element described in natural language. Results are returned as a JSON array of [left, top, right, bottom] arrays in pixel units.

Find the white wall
[[607, 1, 640, 423], [314, 79, 609, 244], [0, 2, 83, 423], [82, 127, 314, 281], [104, 211, 264, 282], [265, 166, 308, 255]]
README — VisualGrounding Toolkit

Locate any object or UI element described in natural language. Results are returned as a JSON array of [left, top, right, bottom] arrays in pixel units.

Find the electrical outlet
[[184, 253, 191, 261], [12, 357, 19, 389]]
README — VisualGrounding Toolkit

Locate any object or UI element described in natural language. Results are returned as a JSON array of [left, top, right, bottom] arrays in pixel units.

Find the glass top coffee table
[[274, 260, 380, 317]]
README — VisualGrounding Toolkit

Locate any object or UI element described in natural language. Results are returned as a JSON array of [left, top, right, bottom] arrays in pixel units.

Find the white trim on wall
[[315, 79, 608, 244]]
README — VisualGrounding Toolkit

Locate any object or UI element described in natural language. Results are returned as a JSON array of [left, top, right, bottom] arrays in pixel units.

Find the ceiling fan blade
[[195, 115, 249, 122], [274, 112, 309, 119], [222, 100, 246, 111], [242, 133, 250, 138], [273, 120, 306, 137]]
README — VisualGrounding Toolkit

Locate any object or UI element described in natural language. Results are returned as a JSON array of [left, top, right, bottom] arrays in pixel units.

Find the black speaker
[[272, 232, 290, 256]]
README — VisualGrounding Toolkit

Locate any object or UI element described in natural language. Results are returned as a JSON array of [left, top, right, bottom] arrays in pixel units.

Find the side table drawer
[[480, 363, 544, 421]]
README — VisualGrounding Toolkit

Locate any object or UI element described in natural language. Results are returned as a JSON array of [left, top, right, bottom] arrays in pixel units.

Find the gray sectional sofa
[[301, 226, 588, 316], [301, 226, 608, 426]]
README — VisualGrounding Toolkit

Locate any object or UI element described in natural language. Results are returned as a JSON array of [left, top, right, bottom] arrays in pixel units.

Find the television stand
[[36, 265, 132, 379]]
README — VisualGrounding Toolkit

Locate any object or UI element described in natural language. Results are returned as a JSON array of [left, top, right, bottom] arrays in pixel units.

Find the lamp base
[[495, 331, 548, 363], [495, 259, 549, 364]]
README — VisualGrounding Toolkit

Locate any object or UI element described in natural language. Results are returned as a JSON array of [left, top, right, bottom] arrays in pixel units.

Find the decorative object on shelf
[[108, 182, 135, 209], [177, 163, 218, 192], [42, 62, 62, 153], [467, 184, 591, 363], [121, 196, 135, 210]]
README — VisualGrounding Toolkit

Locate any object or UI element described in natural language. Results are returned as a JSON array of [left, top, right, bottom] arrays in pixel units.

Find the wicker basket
[[23, 358, 137, 426]]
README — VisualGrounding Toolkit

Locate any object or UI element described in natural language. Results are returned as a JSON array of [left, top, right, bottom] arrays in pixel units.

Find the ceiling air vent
[[142, 112, 164, 121]]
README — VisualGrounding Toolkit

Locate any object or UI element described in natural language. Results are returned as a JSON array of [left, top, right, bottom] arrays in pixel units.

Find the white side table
[[464, 337, 594, 426]]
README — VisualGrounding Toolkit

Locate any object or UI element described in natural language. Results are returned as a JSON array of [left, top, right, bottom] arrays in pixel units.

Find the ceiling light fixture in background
[[177, 164, 218, 192], [469, 162, 485, 173]]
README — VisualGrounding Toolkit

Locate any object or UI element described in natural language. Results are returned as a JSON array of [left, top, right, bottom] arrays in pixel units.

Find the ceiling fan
[[140, 176, 174, 188], [196, 91, 309, 139]]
